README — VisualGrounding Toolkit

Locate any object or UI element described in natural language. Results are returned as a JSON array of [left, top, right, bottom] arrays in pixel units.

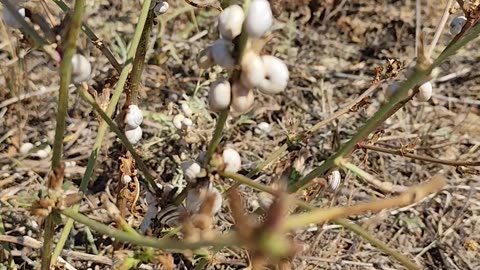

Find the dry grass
[[0, 0, 479, 269]]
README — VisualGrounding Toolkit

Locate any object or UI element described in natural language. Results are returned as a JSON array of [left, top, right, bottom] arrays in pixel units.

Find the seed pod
[[417, 81, 432, 101], [153, 1, 169, 16], [181, 160, 202, 182], [210, 39, 235, 70], [245, 0, 273, 38], [450, 16, 467, 35], [240, 51, 266, 89], [173, 114, 185, 130], [231, 81, 254, 113], [186, 184, 222, 215], [222, 148, 241, 173], [218, 4, 245, 40], [125, 126, 142, 144], [71, 54, 92, 84], [125, 104, 143, 130], [258, 55, 289, 94], [208, 79, 231, 111], [197, 47, 214, 69], [3, 7, 25, 29], [328, 170, 341, 191]]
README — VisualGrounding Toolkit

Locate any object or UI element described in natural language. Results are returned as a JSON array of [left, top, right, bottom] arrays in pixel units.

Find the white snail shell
[[240, 51, 266, 89], [125, 104, 143, 130], [222, 148, 241, 173], [255, 121, 271, 135], [231, 81, 254, 113], [197, 47, 215, 69], [218, 4, 245, 41], [328, 170, 341, 191], [3, 7, 25, 29], [181, 103, 193, 117], [173, 114, 185, 130], [181, 117, 193, 129], [125, 126, 142, 144], [19, 142, 34, 154], [210, 39, 236, 70], [450, 16, 467, 35], [208, 79, 231, 112], [71, 54, 91, 84], [258, 55, 289, 94], [186, 184, 222, 215], [245, 0, 273, 38], [417, 81, 433, 101], [153, 1, 169, 16], [181, 160, 202, 182]]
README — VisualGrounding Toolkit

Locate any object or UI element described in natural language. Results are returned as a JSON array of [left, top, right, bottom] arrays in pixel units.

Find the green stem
[[203, 0, 251, 167], [41, 0, 85, 269], [289, 21, 480, 192], [50, 0, 122, 73], [220, 170, 422, 270], [204, 110, 229, 167], [60, 208, 240, 251], [125, 10, 155, 106], [51, 0, 155, 263]]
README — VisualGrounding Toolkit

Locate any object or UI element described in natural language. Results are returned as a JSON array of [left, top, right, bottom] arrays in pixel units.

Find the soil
[[0, 0, 479, 269]]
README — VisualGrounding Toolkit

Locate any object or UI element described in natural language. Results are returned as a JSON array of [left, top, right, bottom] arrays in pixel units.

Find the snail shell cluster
[[124, 105, 144, 144], [198, 0, 288, 114]]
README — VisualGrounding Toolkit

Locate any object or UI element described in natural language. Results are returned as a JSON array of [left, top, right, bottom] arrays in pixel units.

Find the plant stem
[[125, 10, 155, 106], [282, 176, 446, 230], [203, 0, 251, 167], [204, 110, 229, 166], [50, 0, 122, 73], [358, 143, 480, 167], [60, 208, 240, 251], [220, 170, 423, 269], [51, 0, 155, 263], [41, 0, 85, 268]]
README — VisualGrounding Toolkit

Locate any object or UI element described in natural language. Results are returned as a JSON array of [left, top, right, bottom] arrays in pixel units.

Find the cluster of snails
[[124, 105, 144, 144], [198, 0, 289, 114], [180, 147, 241, 215]]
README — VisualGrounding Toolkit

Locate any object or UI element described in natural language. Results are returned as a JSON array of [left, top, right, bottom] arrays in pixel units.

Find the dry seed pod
[[218, 4, 245, 41], [240, 51, 266, 89], [173, 114, 185, 130], [258, 55, 289, 94], [125, 126, 142, 144], [125, 104, 143, 130], [153, 1, 169, 16], [181, 160, 202, 182], [245, 0, 273, 38], [222, 148, 241, 173], [3, 7, 25, 29], [231, 81, 254, 113], [197, 47, 214, 69], [208, 79, 231, 111], [71, 54, 92, 84], [210, 39, 235, 70], [328, 170, 341, 191], [450, 16, 467, 35], [417, 81, 432, 101], [185, 184, 222, 215]]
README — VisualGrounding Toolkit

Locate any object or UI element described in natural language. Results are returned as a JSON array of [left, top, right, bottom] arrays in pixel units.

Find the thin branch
[[60, 208, 240, 251], [358, 143, 480, 167], [427, 0, 455, 58], [51, 0, 122, 73], [42, 0, 85, 269]]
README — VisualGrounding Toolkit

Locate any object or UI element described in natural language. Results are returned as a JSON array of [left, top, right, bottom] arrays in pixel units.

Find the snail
[[208, 79, 232, 111], [218, 4, 245, 41]]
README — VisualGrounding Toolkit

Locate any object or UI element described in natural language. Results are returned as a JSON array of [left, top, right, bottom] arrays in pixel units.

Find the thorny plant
[[0, 0, 479, 269]]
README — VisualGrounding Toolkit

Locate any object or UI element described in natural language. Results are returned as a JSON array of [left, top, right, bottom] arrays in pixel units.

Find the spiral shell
[[258, 55, 289, 94], [125, 126, 142, 144], [218, 4, 245, 40], [231, 81, 254, 113], [245, 0, 273, 38], [125, 104, 143, 130], [208, 79, 232, 111], [71, 54, 92, 84]]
